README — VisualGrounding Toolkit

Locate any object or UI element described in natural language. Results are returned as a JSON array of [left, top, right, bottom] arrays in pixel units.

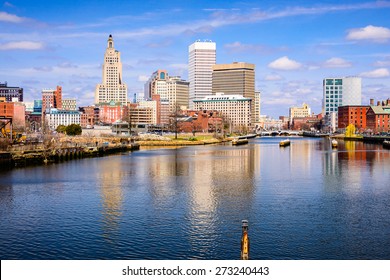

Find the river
[[0, 137, 389, 259]]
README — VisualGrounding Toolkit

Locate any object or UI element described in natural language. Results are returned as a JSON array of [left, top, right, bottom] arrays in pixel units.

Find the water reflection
[[98, 158, 124, 242], [1, 138, 389, 259]]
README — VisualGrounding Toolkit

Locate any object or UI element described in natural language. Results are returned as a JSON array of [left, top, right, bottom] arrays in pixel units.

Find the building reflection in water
[[321, 139, 390, 193], [98, 158, 125, 242], [188, 146, 256, 257], [143, 145, 257, 258]]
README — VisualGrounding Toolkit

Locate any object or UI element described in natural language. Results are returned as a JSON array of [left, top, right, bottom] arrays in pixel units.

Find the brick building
[[337, 105, 370, 131], [366, 104, 390, 133]]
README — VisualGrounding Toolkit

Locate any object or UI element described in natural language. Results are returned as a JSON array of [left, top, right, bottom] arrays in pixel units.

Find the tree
[[65, 124, 82, 136], [56, 125, 67, 134], [345, 124, 356, 137]]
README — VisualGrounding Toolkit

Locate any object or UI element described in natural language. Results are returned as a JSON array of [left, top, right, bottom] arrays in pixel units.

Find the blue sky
[[1, 0, 390, 117]]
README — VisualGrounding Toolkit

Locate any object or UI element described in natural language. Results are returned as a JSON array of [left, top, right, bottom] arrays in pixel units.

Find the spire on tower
[[107, 34, 114, 49]]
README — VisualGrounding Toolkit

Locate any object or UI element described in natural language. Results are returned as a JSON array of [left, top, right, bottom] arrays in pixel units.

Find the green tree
[[56, 125, 67, 134], [65, 124, 82, 136]]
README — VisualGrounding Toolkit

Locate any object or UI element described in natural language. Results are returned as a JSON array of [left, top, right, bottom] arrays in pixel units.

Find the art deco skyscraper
[[95, 35, 128, 105], [188, 40, 216, 109]]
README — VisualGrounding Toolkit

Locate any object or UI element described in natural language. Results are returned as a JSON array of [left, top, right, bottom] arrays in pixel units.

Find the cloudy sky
[[1, 0, 390, 117]]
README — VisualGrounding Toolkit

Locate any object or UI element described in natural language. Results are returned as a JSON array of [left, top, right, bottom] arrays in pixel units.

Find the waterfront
[[0, 137, 389, 259]]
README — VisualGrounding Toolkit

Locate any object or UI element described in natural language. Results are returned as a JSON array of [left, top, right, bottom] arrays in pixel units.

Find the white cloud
[[262, 97, 296, 106], [264, 74, 283, 81], [138, 75, 149, 82], [0, 41, 44, 50], [0, 11, 25, 23], [374, 57, 390, 67], [323, 57, 352, 68], [224, 41, 279, 54], [360, 68, 390, 78], [268, 56, 302, 70], [346, 25, 390, 43]]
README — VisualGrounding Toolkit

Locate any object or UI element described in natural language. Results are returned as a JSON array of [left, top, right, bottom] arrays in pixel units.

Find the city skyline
[[1, 0, 390, 118]]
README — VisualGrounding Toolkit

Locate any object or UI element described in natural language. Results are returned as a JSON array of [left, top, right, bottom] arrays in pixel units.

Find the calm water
[[0, 137, 389, 260]]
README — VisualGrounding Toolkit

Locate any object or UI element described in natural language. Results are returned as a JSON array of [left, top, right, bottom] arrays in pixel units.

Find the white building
[[45, 108, 81, 130], [323, 76, 361, 131], [188, 40, 216, 109], [95, 35, 128, 105], [193, 92, 251, 129]]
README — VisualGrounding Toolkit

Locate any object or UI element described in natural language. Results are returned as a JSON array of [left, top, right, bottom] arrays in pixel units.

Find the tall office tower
[[188, 40, 216, 109], [323, 77, 361, 129], [212, 62, 255, 126], [95, 35, 128, 105]]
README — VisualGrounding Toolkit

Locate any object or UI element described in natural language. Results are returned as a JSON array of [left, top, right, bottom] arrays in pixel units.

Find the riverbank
[[331, 134, 390, 143], [0, 133, 225, 169]]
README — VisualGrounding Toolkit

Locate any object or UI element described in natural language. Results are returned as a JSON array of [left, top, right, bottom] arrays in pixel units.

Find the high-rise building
[[144, 70, 167, 100], [0, 82, 23, 102], [188, 40, 216, 109], [95, 35, 128, 105], [211, 62, 255, 125], [323, 77, 361, 130], [145, 70, 189, 124], [212, 62, 255, 97]]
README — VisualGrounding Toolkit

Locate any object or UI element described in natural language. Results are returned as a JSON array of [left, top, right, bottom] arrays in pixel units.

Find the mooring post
[[241, 220, 249, 260]]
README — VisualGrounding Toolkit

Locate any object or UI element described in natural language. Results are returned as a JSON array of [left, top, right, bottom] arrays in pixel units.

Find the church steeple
[[107, 34, 114, 49]]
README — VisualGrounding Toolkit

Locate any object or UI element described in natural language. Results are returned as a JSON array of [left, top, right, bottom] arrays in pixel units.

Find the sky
[[1, 0, 390, 118]]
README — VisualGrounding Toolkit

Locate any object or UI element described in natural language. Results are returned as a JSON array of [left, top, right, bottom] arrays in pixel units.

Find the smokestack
[[370, 99, 374, 106], [377, 101, 381, 106]]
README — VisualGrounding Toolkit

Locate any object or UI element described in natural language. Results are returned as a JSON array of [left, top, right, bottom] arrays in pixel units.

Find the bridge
[[258, 130, 301, 136]]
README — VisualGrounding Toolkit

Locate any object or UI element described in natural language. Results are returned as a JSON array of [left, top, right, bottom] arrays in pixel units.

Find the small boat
[[244, 134, 257, 139], [279, 139, 290, 147], [383, 140, 390, 149], [331, 139, 338, 148], [232, 137, 248, 145]]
